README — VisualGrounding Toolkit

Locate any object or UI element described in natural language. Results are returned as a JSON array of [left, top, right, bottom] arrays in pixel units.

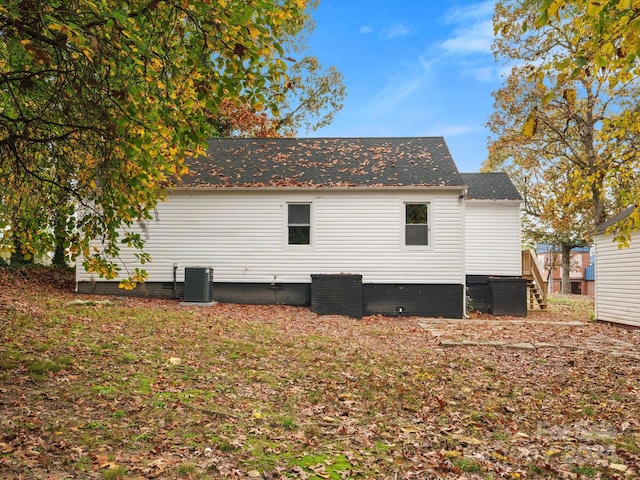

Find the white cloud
[[440, 19, 493, 55], [359, 25, 373, 34], [439, 1, 495, 56], [381, 22, 412, 39], [363, 56, 434, 117], [444, 1, 495, 24], [458, 62, 512, 83], [465, 65, 496, 82]]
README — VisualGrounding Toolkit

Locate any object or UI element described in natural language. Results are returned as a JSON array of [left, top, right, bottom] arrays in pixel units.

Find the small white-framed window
[[287, 203, 311, 245], [405, 202, 429, 246]]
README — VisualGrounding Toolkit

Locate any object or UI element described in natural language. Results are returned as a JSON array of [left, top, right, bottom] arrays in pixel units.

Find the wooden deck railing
[[521, 249, 548, 309]]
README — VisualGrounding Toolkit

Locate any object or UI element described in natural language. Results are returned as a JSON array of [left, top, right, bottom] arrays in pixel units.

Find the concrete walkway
[[417, 318, 640, 360]]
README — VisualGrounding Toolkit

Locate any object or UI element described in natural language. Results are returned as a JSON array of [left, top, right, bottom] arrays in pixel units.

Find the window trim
[[402, 201, 431, 248], [286, 201, 313, 247]]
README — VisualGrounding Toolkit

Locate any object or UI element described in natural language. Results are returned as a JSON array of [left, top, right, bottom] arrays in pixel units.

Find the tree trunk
[[51, 213, 68, 267], [591, 182, 607, 228], [561, 244, 572, 295], [52, 240, 66, 267], [544, 249, 556, 293]]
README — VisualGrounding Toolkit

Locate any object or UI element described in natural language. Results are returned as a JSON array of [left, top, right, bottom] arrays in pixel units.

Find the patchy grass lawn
[[0, 267, 638, 479]]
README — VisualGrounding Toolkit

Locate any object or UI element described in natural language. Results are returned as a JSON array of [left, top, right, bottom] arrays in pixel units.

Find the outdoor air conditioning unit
[[183, 267, 213, 303]]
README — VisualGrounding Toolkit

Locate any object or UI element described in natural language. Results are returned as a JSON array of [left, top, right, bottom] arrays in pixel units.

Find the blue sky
[[305, 0, 502, 172]]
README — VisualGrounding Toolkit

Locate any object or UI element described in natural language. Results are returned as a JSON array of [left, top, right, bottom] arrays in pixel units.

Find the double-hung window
[[288, 203, 311, 245], [405, 203, 429, 246]]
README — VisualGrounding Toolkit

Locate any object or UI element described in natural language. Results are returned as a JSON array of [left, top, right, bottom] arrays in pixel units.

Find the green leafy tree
[[537, 0, 640, 80], [488, 0, 640, 276], [0, 0, 336, 286], [533, 0, 640, 238], [209, 57, 345, 138], [488, 148, 591, 292], [272, 56, 346, 135]]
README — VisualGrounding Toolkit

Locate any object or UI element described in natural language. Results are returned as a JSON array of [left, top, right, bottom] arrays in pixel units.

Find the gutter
[[169, 185, 468, 193]]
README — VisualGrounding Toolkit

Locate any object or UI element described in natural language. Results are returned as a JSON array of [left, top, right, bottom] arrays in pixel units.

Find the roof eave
[[170, 185, 467, 192], [593, 204, 638, 235], [465, 197, 522, 203]]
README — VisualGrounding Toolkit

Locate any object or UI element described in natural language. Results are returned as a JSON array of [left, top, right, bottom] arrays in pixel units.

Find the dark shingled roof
[[179, 137, 465, 189], [594, 204, 638, 234], [460, 172, 522, 200]]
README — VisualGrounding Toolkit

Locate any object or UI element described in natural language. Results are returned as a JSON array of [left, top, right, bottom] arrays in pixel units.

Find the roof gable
[[180, 137, 465, 189], [460, 172, 522, 200]]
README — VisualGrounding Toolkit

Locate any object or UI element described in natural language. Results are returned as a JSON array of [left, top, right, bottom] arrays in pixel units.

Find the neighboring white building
[[77, 137, 523, 318], [594, 206, 640, 327]]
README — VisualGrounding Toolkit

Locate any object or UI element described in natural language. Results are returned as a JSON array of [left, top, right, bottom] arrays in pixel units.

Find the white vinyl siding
[[594, 230, 640, 327], [77, 189, 465, 285], [464, 200, 522, 276]]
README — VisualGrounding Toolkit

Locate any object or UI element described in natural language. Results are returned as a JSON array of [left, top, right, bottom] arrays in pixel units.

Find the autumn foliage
[[0, 0, 343, 287], [487, 0, 640, 249]]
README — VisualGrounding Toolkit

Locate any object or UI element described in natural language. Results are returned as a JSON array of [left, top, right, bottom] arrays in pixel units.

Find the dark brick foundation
[[465, 275, 527, 317], [78, 279, 466, 318], [311, 274, 363, 319]]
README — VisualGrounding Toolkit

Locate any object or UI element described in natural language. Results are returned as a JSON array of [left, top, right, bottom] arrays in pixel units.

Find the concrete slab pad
[[507, 342, 536, 350]]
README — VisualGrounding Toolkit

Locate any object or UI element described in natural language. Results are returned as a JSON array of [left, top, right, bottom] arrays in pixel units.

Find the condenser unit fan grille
[[183, 267, 212, 302]]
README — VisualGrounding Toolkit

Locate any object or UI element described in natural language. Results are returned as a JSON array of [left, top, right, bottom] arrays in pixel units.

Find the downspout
[[460, 188, 468, 318], [173, 263, 179, 299]]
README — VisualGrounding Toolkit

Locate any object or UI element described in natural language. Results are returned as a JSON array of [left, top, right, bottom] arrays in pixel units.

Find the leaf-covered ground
[[0, 267, 638, 479]]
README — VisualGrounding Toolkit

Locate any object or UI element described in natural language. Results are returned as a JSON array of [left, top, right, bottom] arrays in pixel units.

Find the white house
[[594, 205, 640, 327], [76, 137, 523, 318]]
